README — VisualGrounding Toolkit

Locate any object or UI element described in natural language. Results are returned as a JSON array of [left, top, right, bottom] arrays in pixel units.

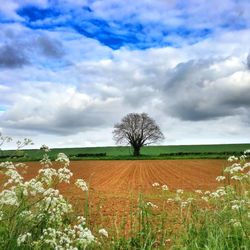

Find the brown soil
[[24, 159, 226, 195], [0, 159, 227, 225]]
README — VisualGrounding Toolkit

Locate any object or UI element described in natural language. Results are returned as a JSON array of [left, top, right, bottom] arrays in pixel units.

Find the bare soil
[[1, 160, 227, 223]]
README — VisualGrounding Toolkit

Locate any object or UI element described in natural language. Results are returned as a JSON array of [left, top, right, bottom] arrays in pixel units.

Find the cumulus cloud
[[0, 83, 125, 135], [0, 24, 66, 69], [0, 1, 250, 147], [36, 35, 65, 58], [0, 44, 29, 68], [163, 57, 250, 121]]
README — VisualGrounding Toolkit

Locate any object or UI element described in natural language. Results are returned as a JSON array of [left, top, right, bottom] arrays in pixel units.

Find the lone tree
[[113, 113, 164, 157]]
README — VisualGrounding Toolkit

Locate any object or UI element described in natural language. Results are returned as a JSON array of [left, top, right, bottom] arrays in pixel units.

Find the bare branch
[[112, 113, 164, 156]]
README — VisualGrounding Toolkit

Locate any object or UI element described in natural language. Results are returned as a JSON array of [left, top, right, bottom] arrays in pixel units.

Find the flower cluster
[[40, 144, 50, 152], [99, 228, 108, 238], [0, 144, 100, 249], [38, 223, 95, 249], [152, 182, 160, 187], [162, 184, 169, 191], [75, 179, 88, 192], [146, 201, 158, 209]]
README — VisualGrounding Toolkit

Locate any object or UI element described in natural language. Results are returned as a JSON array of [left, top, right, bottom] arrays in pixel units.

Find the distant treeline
[[71, 153, 107, 158], [159, 151, 245, 157], [0, 151, 26, 159], [0, 147, 249, 162]]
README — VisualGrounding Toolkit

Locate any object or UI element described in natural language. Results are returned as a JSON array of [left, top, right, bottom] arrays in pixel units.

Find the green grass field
[[1, 143, 250, 162]]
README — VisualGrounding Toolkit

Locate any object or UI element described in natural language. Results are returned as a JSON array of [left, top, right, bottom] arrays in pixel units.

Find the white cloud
[[0, 8, 250, 147]]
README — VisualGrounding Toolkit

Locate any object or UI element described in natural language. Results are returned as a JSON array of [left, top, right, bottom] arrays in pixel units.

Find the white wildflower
[[58, 167, 73, 183], [230, 163, 243, 174], [231, 204, 240, 210], [210, 187, 226, 198], [74, 224, 95, 245], [161, 184, 169, 191], [243, 162, 250, 169], [227, 156, 238, 162], [24, 179, 45, 196], [19, 210, 32, 219], [40, 144, 50, 152], [146, 202, 158, 209], [17, 232, 31, 246], [201, 196, 209, 202], [40, 154, 52, 166], [75, 179, 88, 192], [56, 153, 70, 166], [195, 190, 203, 194], [38, 168, 57, 184], [15, 163, 27, 168], [152, 182, 160, 187], [0, 161, 15, 169], [176, 189, 184, 194], [231, 175, 243, 181], [77, 216, 86, 225], [244, 149, 250, 154], [216, 176, 225, 182], [0, 189, 19, 206], [99, 228, 108, 238], [5, 168, 23, 185]]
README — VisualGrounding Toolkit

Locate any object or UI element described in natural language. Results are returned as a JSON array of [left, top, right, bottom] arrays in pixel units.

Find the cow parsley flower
[[152, 182, 160, 187], [56, 153, 70, 166], [161, 184, 169, 191], [231, 204, 240, 210], [146, 202, 158, 209], [201, 196, 209, 202], [75, 179, 88, 191], [195, 190, 203, 194], [77, 216, 86, 225], [244, 149, 250, 155], [17, 232, 31, 246], [216, 176, 226, 182], [39, 167, 57, 183], [176, 189, 184, 194], [40, 154, 52, 166], [228, 156, 238, 162], [58, 167, 73, 183], [99, 228, 108, 238], [0, 190, 19, 206], [40, 144, 50, 152], [231, 175, 243, 181]]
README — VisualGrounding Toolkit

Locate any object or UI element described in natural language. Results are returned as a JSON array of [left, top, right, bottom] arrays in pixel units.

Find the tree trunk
[[133, 146, 141, 157]]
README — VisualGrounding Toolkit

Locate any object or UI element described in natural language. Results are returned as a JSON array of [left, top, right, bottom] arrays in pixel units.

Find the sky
[[0, 0, 250, 149]]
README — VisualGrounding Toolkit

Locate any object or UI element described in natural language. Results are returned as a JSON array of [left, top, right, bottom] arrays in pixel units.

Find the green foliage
[[1, 144, 250, 162]]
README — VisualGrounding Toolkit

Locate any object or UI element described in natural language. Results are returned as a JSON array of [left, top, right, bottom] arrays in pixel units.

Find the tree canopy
[[113, 113, 164, 156]]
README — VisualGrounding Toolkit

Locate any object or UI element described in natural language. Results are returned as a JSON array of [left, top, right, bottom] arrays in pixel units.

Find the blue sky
[[0, 0, 250, 149]]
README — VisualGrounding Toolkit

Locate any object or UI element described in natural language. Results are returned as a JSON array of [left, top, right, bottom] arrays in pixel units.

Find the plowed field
[[0, 159, 227, 222], [24, 159, 226, 195]]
